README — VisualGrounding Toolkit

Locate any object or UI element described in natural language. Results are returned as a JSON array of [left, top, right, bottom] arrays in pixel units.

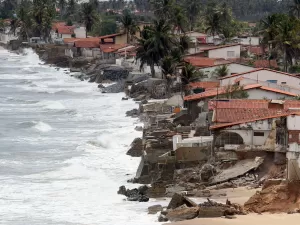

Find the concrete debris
[[126, 138, 143, 157], [210, 157, 264, 185], [167, 193, 198, 209]]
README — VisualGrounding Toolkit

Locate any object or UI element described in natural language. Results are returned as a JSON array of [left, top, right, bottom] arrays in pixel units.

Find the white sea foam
[[33, 121, 53, 132], [39, 100, 66, 110]]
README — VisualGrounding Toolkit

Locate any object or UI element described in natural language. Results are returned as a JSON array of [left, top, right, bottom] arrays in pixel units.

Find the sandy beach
[[165, 186, 300, 225]]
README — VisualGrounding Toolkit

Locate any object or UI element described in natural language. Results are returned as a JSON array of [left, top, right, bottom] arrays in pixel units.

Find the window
[[254, 132, 264, 137], [227, 51, 235, 57], [281, 82, 287, 85], [267, 80, 277, 84]]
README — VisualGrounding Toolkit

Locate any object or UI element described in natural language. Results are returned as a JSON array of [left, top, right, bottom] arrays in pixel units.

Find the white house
[[203, 44, 241, 59], [0, 26, 19, 44], [199, 63, 255, 79], [219, 68, 300, 90], [232, 36, 261, 46], [74, 26, 86, 38]]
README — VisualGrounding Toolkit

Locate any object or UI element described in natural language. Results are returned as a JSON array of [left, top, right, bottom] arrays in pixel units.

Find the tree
[[57, 0, 67, 19], [136, 20, 173, 77], [67, 0, 77, 18], [81, 2, 97, 37], [184, 0, 201, 31], [289, 0, 300, 18], [220, 85, 249, 99], [120, 9, 137, 43], [214, 65, 229, 77]]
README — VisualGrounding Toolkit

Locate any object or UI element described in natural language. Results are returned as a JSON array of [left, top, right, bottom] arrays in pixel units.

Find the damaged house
[[209, 99, 300, 163]]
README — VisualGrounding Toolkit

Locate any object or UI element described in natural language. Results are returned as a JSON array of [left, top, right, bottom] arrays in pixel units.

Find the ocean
[[0, 48, 163, 225]]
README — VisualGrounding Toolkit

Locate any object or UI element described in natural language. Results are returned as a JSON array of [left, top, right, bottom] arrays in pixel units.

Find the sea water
[[0, 48, 163, 225]]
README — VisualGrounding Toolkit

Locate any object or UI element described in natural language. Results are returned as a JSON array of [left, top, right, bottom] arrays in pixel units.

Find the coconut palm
[[120, 9, 137, 44], [136, 20, 173, 77], [184, 0, 201, 31], [289, 0, 300, 18], [57, 0, 67, 18], [214, 65, 229, 77], [81, 2, 97, 37]]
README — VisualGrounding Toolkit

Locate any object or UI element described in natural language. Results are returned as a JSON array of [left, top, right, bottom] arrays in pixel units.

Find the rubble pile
[[245, 180, 300, 213]]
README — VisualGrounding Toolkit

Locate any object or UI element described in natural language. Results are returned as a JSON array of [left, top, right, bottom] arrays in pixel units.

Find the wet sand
[[166, 214, 300, 225]]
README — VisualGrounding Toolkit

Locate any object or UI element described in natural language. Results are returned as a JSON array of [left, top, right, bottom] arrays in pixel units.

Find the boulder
[[126, 109, 139, 117], [148, 205, 163, 214], [198, 207, 225, 218], [158, 214, 169, 222], [126, 138, 143, 157], [117, 185, 127, 196], [134, 126, 143, 131], [138, 185, 149, 195], [166, 207, 199, 222], [122, 97, 129, 100], [200, 164, 216, 182], [167, 193, 198, 209]]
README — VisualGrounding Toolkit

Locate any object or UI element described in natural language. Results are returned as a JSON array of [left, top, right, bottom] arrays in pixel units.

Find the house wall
[[175, 147, 208, 162], [61, 34, 72, 39], [0, 33, 18, 44], [200, 63, 254, 78], [115, 34, 127, 44], [239, 78, 300, 95], [221, 70, 300, 89], [287, 115, 300, 130], [208, 45, 241, 59], [287, 143, 300, 180], [74, 27, 86, 38], [81, 48, 93, 57], [246, 89, 295, 100], [225, 119, 272, 145], [235, 37, 260, 46]]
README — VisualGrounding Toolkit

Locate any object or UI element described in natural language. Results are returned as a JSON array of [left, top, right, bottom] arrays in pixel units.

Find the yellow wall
[[115, 34, 127, 44]]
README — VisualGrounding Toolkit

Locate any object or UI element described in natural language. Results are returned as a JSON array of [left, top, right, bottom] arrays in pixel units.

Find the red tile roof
[[188, 81, 220, 89], [209, 99, 300, 130], [184, 57, 217, 67], [99, 33, 125, 39], [52, 22, 66, 30], [184, 83, 261, 101], [210, 113, 290, 130], [248, 46, 264, 55], [184, 83, 297, 101], [218, 68, 298, 80], [74, 38, 100, 48], [202, 44, 241, 51], [254, 60, 278, 68], [57, 26, 75, 34], [63, 38, 80, 44], [100, 44, 128, 53]]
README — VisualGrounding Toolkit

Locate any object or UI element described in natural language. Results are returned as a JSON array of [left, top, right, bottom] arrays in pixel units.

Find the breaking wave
[[18, 121, 53, 132]]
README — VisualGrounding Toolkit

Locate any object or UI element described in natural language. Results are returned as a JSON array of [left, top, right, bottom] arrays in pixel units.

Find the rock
[[158, 214, 169, 222], [126, 138, 143, 157], [126, 109, 139, 117], [138, 185, 149, 195], [134, 126, 143, 131], [70, 67, 81, 72], [134, 94, 146, 101], [166, 207, 199, 222], [117, 186, 127, 196], [141, 99, 148, 104], [138, 195, 149, 202], [198, 207, 225, 218], [225, 215, 237, 219], [200, 164, 216, 182], [103, 80, 125, 93], [148, 205, 163, 214], [98, 84, 105, 89], [122, 97, 129, 100], [167, 193, 198, 209], [216, 182, 237, 189]]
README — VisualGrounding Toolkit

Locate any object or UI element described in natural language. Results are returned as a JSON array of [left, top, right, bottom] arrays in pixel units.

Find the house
[[56, 26, 75, 39], [99, 43, 128, 59], [208, 99, 300, 161], [187, 81, 220, 92], [98, 33, 128, 45], [73, 37, 101, 58], [219, 68, 300, 90], [73, 26, 86, 38], [184, 84, 298, 121], [194, 44, 241, 59], [184, 57, 230, 68], [232, 36, 261, 46], [199, 62, 255, 80], [248, 46, 265, 56], [0, 20, 19, 44]]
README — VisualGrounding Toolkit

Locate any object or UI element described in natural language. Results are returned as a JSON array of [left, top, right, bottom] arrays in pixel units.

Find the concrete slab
[[210, 157, 264, 185]]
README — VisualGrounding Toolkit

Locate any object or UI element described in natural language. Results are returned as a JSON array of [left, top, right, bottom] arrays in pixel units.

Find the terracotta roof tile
[[188, 81, 220, 89], [74, 38, 100, 48], [254, 60, 278, 68], [260, 86, 297, 97], [203, 44, 240, 51], [63, 38, 80, 44], [57, 26, 75, 34], [184, 57, 217, 67], [100, 44, 128, 53], [218, 68, 298, 80]]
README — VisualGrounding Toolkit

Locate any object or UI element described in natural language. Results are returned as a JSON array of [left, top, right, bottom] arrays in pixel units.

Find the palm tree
[[289, 0, 300, 18], [136, 20, 173, 77], [120, 9, 136, 44], [214, 65, 229, 77], [184, 0, 200, 31], [81, 2, 96, 37], [67, 0, 77, 17], [57, 0, 67, 19], [171, 5, 188, 33]]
